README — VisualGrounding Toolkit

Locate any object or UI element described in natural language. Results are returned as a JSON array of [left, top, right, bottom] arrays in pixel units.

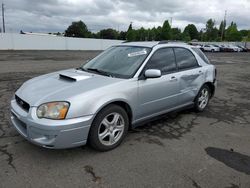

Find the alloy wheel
[[198, 88, 209, 109], [98, 112, 125, 146]]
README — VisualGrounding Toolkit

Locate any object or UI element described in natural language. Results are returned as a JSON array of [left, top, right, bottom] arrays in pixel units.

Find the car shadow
[[205, 147, 250, 175], [127, 109, 198, 146]]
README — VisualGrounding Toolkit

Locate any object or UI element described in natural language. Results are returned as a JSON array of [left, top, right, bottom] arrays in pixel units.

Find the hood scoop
[[59, 71, 91, 82], [59, 74, 77, 81]]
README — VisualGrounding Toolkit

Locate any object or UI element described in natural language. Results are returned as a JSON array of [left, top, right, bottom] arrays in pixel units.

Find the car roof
[[118, 41, 189, 48], [119, 41, 158, 48]]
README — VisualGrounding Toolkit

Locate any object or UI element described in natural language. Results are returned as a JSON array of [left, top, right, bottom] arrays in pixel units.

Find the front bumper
[[10, 99, 93, 149]]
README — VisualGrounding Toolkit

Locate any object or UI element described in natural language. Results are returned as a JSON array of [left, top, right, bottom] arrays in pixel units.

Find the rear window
[[174, 48, 199, 70], [192, 47, 210, 64]]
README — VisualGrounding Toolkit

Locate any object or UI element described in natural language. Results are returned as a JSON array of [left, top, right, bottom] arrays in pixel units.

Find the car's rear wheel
[[194, 85, 210, 112], [88, 105, 129, 151]]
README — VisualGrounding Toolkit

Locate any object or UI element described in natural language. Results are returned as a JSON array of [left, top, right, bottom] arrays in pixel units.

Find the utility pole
[[221, 10, 227, 41], [2, 3, 5, 33], [170, 17, 172, 27]]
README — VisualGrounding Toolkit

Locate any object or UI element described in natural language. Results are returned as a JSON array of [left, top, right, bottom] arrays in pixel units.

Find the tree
[[171, 28, 182, 40], [225, 22, 242, 41], [218, 20, 226, 41], [204, 19, 218, 41], [135, 27, 147, 41], [183, 24, 199, 40], [126, 23, 136, 41], [118, 31, 127, 40], [99, 28, 119, 39], [181, 32, 191, 42], [161, 20, 172, 40], [146, 29, 153, 41], [239, 30, 249, 38], [91, 32, 100, 39], [65, 20, 90, 38], [150, 26, 162, 41], [247, 31, 250, 41]]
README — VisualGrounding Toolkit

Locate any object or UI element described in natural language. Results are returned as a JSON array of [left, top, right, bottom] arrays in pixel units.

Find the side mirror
[[144, 69, 161, 79]]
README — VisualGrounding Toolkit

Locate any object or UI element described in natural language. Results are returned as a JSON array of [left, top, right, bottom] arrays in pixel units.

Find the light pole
[[2, 3, 5, 33]]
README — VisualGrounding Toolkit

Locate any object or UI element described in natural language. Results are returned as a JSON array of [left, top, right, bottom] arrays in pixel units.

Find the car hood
[[16, 69, 123, 106]]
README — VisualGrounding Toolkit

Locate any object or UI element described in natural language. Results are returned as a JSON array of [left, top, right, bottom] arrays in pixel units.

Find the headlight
[[37, 102, 70, 120]]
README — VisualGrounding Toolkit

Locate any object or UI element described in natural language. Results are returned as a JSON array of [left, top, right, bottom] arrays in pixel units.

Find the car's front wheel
[[88, 105, 129, 151]]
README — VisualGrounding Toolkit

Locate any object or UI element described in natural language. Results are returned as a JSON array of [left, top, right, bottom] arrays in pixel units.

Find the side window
[[174, 48, 199, 70], [145, 48, 177, 75], [192, 47, 210, 64]]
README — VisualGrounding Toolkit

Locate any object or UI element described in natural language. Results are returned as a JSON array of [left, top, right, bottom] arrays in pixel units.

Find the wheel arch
[[93, 100, 133, 127], [199, 82, 215, 98]]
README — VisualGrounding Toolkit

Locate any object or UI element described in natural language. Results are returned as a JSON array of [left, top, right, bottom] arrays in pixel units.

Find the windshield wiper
[[76, 67, 85, 71], [85, 68, 113, 77]]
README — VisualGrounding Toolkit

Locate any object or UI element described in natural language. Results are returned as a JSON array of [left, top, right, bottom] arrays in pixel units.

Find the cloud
[[1, 0, 250, 33]]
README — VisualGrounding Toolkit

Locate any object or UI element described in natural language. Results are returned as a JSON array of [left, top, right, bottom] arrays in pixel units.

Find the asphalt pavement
[[0, 50, 250, 188]]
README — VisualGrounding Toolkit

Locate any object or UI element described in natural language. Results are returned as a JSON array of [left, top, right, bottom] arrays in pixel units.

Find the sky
[[1, 0, 250, 33]]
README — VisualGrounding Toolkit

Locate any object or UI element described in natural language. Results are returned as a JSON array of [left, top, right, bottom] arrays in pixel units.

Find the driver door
[[137, 48, 181, 119]]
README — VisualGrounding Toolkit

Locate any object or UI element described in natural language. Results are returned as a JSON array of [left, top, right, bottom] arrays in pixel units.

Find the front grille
[[15, 95, 30, 112]]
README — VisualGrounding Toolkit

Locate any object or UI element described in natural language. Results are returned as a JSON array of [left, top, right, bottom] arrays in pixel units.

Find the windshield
[[82, 46, 151, 78]]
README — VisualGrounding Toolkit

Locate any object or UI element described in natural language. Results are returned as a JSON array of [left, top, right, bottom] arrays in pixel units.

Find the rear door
[[203, 45, 210, 51], [137, 48, 181, 119], [173, 47, 205, 104]]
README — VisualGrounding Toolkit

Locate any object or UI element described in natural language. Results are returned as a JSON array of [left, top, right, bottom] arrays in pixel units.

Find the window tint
[[192, 47, 210, 64], [145, 48, 176, 74], [174, 48, 199, 70]]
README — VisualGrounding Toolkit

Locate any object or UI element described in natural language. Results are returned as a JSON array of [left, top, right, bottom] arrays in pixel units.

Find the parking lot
[[0, 51, 250, 188]]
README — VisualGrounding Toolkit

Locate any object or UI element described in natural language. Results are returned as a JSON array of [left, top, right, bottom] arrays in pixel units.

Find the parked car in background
[[236, 45, 248, 52], [190, 43, 248, 53], [10, 42, 217, 151], [220, 45, 234, 52], [227, 45, 242, 52], [201, 44, 220, 52], [211, 44, 223, 52]]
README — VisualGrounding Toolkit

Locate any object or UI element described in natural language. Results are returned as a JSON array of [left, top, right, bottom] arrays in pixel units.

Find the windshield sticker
[[128, 49, 147, 57]]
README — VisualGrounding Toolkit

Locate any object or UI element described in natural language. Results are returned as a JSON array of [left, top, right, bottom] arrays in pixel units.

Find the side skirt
[[131, 102, 194, 129]]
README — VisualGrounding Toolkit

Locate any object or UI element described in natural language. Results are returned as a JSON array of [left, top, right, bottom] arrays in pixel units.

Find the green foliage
[[225, 22, 242, 41], [171, 28, 182, 40], [118, 31, 127, 40], [248, 31, 250, 41], [151, 26, 162, 41], [64, 20, 90, 38], [161, 20, 172, 40], [64, 19, 248, 42], [98, 28, 119, 39], [181, 32, 191, 42], [183, 24, 199, 40], [218, 20, 226, 41], [239, 30, 249, 37], [126, 23, 136, 41], [204, 19, 218, 41]]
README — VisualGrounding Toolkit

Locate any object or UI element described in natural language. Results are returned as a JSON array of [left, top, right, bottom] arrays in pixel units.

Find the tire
[[88, 104, 129, 151], [194, 85, 211, 112]]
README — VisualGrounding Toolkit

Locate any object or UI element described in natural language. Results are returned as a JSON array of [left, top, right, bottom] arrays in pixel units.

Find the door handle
[[170, 76, 178, 81]]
